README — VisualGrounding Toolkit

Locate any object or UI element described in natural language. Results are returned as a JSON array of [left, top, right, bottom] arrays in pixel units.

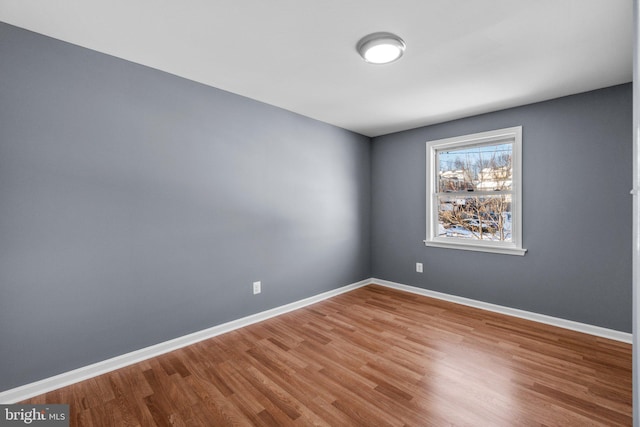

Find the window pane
[[436, 194, 512, 241], [437, 143, 512, 192]]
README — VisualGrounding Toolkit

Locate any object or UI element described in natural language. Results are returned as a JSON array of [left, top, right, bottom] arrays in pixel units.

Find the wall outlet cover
[[253, 281, 261, 294]]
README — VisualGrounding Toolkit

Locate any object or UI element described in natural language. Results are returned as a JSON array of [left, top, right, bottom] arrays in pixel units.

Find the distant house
[[477, 166, 512, 191]]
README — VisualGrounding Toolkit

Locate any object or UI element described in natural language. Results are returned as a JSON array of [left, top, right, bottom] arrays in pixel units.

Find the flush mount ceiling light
[[356, 32, 406, 64]]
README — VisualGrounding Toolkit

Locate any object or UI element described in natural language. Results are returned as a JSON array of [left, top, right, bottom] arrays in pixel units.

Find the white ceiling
[[0, 0, 632, 137]]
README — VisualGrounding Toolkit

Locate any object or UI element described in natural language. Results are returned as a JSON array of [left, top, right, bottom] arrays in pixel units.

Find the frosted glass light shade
[[357, 32, 406, 64]]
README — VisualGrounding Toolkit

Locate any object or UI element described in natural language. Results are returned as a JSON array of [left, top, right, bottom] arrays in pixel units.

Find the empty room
[[0, 1, 637, 426]]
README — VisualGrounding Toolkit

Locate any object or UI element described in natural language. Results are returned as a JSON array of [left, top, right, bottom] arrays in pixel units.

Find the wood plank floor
[[22, 284, 632, 426]]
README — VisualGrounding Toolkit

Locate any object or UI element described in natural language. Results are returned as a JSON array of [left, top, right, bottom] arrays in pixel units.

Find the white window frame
[[424, 126, 526, 256]]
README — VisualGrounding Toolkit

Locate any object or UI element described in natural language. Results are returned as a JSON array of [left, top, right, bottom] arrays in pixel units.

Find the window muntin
[[425, 127, 526, 255]]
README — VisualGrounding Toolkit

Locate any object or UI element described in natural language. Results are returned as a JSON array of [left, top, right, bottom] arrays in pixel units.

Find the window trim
[[424, 126, 527, 256]]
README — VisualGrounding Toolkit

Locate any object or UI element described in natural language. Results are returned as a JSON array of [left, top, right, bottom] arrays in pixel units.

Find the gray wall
[[371, 83, 632, 333], [0, 23, 371, 391]]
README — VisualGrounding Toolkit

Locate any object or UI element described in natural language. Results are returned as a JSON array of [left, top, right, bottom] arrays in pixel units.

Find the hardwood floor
[[22, 284, 632, 426]]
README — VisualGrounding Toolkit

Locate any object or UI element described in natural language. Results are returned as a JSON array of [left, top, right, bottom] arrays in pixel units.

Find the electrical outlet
[[416, 263, 423, 273], [253, 281, 261, 295]]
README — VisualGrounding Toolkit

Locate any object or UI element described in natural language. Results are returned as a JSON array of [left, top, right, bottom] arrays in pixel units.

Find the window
[[425, 126, 526, 256]]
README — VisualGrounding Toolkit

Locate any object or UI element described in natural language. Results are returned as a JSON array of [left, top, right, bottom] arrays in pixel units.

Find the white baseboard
[[371, 278, 632, 344], [0, 278, 371, 404], [2, 277, 631, 403]]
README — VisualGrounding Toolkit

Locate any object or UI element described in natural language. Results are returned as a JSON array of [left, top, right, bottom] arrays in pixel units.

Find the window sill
[[423, 240, 527, 256]]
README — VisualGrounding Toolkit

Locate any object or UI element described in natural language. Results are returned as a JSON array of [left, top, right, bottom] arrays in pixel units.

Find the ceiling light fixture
[[356, 32, 406, 65]]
